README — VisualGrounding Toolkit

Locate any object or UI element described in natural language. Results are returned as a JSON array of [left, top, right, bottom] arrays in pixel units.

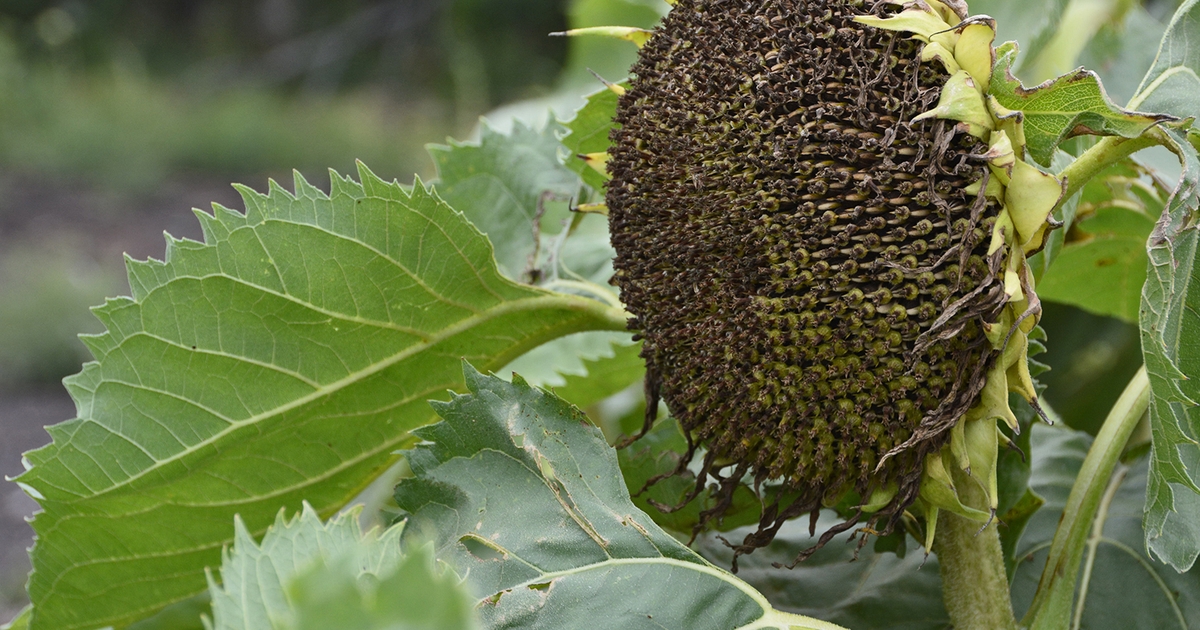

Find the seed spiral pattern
[[607, 0, 1008, 557]]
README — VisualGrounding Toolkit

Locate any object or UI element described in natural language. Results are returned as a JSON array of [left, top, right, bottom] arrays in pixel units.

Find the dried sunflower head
[[604, 0, 1060, 565]]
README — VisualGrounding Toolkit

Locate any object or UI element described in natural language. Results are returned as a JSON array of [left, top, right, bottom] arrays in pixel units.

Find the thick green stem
[[1021, 366, 1150, 629], [933, 467, 1018, 630], [1056, 132, 1163, 206]]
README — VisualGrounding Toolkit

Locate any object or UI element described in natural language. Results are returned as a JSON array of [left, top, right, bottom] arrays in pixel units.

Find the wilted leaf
[[1011, 425, 1200, 628], [990, 41, 1174, 166], [14, 165, 625, 630], [1138, 126, 1200, 572], [394, 364, 846, 630]]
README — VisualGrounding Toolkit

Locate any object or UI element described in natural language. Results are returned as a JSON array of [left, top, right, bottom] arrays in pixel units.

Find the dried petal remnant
[[607, 0, 1006, 558]]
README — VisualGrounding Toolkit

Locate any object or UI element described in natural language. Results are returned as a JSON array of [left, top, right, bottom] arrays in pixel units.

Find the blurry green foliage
[[0, 240, 116, 388]]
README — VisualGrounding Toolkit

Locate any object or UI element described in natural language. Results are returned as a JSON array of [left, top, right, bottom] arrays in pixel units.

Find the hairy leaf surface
[[394, 365, 845, 630], [15, 164, 624, 629]]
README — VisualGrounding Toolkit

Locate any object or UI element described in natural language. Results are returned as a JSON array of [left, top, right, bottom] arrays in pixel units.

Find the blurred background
[[0, 0, 670, 620], [0, 0, 1180, 623]]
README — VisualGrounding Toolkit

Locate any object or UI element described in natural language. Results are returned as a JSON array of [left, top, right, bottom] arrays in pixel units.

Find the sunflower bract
[[607, 0, 1007, 557]]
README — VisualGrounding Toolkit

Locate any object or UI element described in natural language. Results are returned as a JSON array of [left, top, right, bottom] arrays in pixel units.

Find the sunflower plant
[[6, 0, 1200, 629]]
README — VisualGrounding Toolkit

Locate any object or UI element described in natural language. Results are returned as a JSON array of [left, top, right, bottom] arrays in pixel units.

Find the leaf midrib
[[39, 292, 607, 503]]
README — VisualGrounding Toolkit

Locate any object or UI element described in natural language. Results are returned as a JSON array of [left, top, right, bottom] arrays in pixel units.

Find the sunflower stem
[[1056, 130, 1164, 205], [933, 467, 1019, 630], [1021, 366, 1150, 629]]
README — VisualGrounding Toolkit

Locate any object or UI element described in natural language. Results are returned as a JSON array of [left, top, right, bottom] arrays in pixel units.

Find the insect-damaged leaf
[[14, 164, 624, 630], [1138, 126, 1200, 572], [394, 364, 847, 630], [989, 41, 1174, 167]]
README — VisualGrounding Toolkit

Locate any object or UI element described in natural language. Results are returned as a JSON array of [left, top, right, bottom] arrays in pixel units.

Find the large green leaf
[[1129, 0, 1200, 119], [1134, 0, 1200, 573], [14, 164, 626, 630], [1011, 425, 1200, 628], [1038, 160, 1160, 323], [990, 41, 1173, 166], [394, 364, 847, 630], [206, 504, 476, 630], [1138, 126, 1200, 572], [695, 517, 948, 630]]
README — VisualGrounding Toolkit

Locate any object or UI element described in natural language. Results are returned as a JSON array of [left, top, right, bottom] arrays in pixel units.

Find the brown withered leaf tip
[[607, 0, 1007, 568]]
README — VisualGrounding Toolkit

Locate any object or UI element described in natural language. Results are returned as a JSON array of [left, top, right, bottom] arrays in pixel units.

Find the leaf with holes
[[1138, 126, 1200, 572], [394, 364, 846, 630], [13, 163, 626, 630]]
